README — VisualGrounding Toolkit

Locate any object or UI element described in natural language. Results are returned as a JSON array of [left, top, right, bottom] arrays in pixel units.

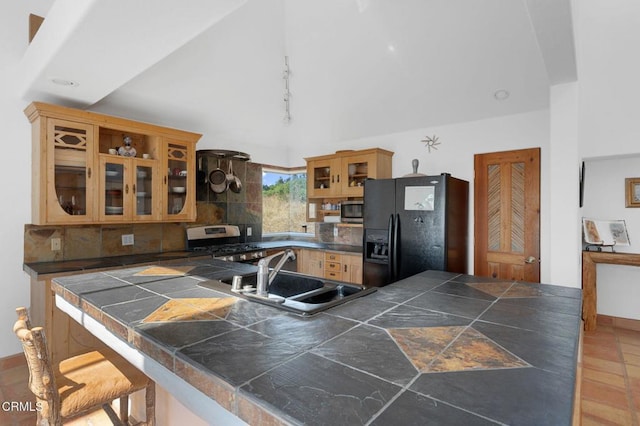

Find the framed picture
[[625, 177, 640, 207], [582, 218, 630, 246]]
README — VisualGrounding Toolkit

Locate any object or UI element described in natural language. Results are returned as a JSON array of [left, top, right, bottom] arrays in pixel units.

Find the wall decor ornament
[[421, 135, 440, 153]]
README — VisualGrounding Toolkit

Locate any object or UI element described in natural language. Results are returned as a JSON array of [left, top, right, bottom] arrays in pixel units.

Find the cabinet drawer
[[325, 271, 341, 280], [325, 261, 341, 271], [325, 252, 341, 262]]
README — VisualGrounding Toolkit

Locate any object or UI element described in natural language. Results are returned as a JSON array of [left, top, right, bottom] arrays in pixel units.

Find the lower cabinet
[[342, 253, 363, 285], [299, 249, 362, 285], [299, 249, 325, 278]]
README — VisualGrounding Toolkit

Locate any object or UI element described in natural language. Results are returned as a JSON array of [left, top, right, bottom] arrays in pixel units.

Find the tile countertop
[[23, 241, 361, 278], [51, 259, 582, 426]]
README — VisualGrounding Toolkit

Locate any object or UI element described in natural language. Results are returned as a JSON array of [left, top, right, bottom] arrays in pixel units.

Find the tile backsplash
[[24, 222, 188, 263], [24, 161, 362, 263]]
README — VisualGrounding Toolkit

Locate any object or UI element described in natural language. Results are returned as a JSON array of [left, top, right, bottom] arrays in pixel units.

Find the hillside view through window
[[262, 169, 311, 235]]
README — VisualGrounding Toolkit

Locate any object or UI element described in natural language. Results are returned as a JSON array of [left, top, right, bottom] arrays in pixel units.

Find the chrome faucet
[[256, 249, 296, 297]]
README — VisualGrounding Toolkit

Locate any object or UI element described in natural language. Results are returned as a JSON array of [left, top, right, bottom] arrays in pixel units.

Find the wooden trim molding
[[582, 250, 640, 330], [28, 14, 44, 43]]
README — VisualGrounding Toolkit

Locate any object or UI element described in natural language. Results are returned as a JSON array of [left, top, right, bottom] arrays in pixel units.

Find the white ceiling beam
[[18, 0, 247, 107], [525, 0, 577, 85]]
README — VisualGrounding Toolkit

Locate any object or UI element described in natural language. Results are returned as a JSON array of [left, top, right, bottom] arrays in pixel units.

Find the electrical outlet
[[51, 238, 61, 251], [122, 234, 134, 246], [247, 227, 252, 237], [333, 226, 339, 237]]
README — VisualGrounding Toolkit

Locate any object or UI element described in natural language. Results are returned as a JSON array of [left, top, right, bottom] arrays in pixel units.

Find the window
[[262, 168, 311, 235]]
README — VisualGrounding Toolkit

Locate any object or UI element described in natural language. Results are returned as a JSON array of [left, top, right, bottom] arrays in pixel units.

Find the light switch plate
[[122, 234, 134, 246], [247, 227, 252, 236]]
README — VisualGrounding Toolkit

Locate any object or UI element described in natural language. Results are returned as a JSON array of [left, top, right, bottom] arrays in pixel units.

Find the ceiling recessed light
[[494, 89, 510, 101], [50, 78, 79, 87]]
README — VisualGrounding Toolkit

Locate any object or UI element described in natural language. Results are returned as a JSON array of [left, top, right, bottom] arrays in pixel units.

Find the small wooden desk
[[582, 251, 640, 330]]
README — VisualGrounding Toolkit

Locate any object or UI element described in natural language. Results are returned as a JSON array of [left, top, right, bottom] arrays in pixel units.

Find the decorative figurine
[[118, 135, 137, 157]]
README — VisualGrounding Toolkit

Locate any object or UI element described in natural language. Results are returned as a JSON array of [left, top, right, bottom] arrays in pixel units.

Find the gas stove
[[186, 225, 266, 263]]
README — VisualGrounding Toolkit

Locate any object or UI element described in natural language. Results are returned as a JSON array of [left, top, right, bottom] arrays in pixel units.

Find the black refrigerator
[[363, 173, 468, 287]]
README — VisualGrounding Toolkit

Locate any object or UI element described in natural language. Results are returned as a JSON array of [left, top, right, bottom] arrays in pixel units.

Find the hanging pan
[[209, 158, 228, 193], [227, 160, 242, 193]]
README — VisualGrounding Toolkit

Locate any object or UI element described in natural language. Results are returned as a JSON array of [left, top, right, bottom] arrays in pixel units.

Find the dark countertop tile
[[51, 267, 582, 425], [406, 291, 493, 319], [23, 251, 206, 277], [241, 352, 401, 426], [367, 304, 473, 328], [137, 320, 239, 350], [312, 324, 418, 386], [410, 367, 575, 426], [177, 328, 303, 386], [472, 321, 579, 376], [102, 295, 169, 326], [479, 299, 582, 339], [371, 389, 499, 426], [248, 313, 358, 350], [25, 241, 360, 278]]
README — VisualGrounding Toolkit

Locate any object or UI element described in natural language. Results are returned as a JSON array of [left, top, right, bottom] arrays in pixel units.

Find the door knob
[[525, 256, 537, 264]]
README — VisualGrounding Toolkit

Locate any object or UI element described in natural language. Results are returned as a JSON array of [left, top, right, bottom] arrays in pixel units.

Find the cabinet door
[[134, 159, 161, 220], [342, 253, 363, 284], [307, 158, 342, 198], [299, 249, 324, 277], [341, 153, 377, 197], [99, 156, 130, 221], [164, 139, 195, 221], [45, 119, 96, 223]]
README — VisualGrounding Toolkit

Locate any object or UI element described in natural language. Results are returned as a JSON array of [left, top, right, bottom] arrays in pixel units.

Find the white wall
[[548, 82, 580, 287], [572, 0, 640, 320], [581, 157, 640, 320], [575, 0, 640, 159], [0, 1, 53, 358]]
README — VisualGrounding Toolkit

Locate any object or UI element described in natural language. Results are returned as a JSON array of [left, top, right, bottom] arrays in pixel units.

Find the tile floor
[[1, 321, 639, 425], [580, 319, 640, 425]]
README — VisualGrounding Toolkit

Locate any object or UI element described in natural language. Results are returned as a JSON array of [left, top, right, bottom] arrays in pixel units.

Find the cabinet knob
[[125, 184, 129, 194]]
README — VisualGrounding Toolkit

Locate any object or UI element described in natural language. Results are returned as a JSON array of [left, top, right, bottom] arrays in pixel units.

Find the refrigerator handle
[[387, 214, 394, 282], [393, 213, 399, 280]]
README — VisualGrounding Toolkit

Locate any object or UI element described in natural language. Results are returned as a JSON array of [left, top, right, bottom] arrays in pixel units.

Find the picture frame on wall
[[625, 177, 640, 207]]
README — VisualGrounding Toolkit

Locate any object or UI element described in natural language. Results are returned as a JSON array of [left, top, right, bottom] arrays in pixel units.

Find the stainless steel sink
[[211, 271, 376, 316]]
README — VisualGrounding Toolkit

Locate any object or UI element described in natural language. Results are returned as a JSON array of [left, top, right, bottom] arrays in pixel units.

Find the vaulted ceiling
[[19, 0, 576, 160]]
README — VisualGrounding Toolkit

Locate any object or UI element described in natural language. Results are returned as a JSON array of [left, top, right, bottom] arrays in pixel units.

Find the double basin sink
[[204, 271, 376, 316]]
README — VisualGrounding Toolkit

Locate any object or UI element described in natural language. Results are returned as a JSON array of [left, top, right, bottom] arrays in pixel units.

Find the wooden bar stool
[[13, 307, 155, 425]]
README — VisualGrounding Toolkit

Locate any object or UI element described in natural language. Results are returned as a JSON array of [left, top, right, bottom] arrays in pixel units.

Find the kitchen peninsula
[[45, 256, 582, 425]]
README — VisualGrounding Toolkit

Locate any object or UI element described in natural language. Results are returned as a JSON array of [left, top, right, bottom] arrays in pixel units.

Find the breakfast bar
[[50, 258, 582, 425]]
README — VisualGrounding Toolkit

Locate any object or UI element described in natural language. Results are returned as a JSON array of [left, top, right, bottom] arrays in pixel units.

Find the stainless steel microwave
[[340, 200, 363, 223]]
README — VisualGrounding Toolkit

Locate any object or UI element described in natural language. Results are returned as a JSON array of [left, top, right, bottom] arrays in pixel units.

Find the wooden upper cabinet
[[25, 102, 201, 225], [307, 157, 343, 198], [306, 148, 393, 199], [163, 138, 196, 221], [305, 148, 393, 221]]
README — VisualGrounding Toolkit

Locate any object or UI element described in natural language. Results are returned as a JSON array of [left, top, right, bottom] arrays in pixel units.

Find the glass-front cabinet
[[44, 118, 96, 223], [26, 102, 201, 225], [307, 157, 342, 198], [99, 156, 159, 222], [164, 139, 195, 221], [305, 148, 394, 222]]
